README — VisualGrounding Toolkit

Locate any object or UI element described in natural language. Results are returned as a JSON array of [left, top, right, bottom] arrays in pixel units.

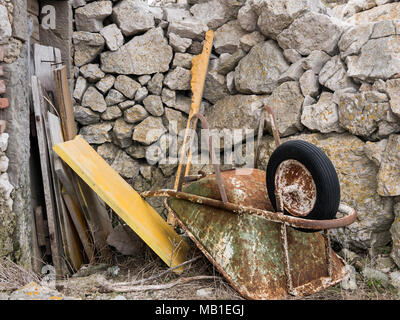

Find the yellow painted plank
[[53, 136, 190, 272]]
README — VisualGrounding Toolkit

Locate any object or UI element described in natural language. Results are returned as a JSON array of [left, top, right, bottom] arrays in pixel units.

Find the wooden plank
[[31, 75, 65, 277], [62, 189, 95, 263], [53, 66, 76, 141], [34, 206, 47, 248], [54, 65, 113, 259], [31, 207, 44, 274], [34, 44, 62, 100], [45, 111, 84, 272], [53, 136, 190, 271], [47, 111, 95, 263]]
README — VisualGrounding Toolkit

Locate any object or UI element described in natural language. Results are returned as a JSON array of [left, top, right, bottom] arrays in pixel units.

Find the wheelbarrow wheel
[[266, 140, 340, 224]]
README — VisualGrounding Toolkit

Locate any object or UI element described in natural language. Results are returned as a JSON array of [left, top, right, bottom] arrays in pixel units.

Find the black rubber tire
[[266, 140, 340, 223]]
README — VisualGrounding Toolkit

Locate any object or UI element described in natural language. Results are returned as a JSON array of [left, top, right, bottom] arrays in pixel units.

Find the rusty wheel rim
[[275, 159, 317, 217]]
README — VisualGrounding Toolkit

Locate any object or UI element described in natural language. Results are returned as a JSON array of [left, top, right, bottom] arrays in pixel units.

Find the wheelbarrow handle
[[179, 113, 228, 203], [141, 189, 357, 231]]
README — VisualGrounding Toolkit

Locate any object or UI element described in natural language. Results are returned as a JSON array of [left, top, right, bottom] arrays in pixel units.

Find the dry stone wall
[[71, 0, 400, 267]]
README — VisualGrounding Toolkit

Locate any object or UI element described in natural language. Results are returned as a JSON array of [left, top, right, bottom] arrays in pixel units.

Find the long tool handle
[[174, 30, 214, 190], [169, 31, 215, 226]]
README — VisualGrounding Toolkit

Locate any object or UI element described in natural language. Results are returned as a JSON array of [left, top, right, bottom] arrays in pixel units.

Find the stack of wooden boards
[[31, 44, 113, 277]]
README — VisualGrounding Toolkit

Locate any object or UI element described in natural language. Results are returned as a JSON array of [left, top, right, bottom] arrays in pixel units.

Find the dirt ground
[[53, 246, 399, 301], [1, 242, 399, 300]]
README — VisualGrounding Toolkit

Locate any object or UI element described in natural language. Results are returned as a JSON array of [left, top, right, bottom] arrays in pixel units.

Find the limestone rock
[[105, 89, 126, 106], [161, 88, 176, 108], [319, 55, 357, 92], [346, 35, 400, 81], [97, 142, 120, 164], [163, 6, 192, 23], [75, 1, 112, 32], [204, 95, 267, 145], [299, 70, 319, 97], [112, 118, 134, 148], [73, 77, 88, 102], [362, 267, 389, 284], [114, 75, 141, 100], [278, 59, 305, 83], [217, 49, 246, 75], [8, 282, 71, 301], [138, 75, 151, 86], [125, 143, 146, 159], [80, 64, 105, 82], [239, 31, 265, 52], [101, 106, 122, 121], [124, 105, 149, 124], [341, 265, 358, 290], [265, 81, 304, 137], [0, 133, 9, 152], [101, 28, 173, 75], [0, 173, 13, 199], [214, 20, 247, 54], [118, 100, 135, 111], [337, 90, 398, 138], [82, 87, 107, 113], [164, 67, 191, 91], [189, 0, 233, 29], [134, 87, 148, 102], [283, 49, 302, 64], [106, 224, 144, 256], [147, 73, 164, 95], [235, 40, 289, 94], [73, 105, 100, 125], [301, 50, 331, 74], [132, 117, 167, 145], [167, 17, 208, 41], [237, 3, 257, 32], [112, 0, 155, 36], [384, 79, 400, 117], [111, 150, 140, 179], [254, 0, 310, 39], [143, 95, 164, 117], [226, 71, 236, 94], [364, 139, 388, 167], [301, 92, 344, 133], [0, 155, 9, 173], [390, 270, 400, 288], [96, 75, 115, 94], [346, 2, 400, 25], [72, 32, 105, 67], [172, 53, 193, 69], [277, 12, 344, 55], [391, 201, 400, 268], [338, 23, 373, 59], [203, 70, 229, 104], [80, 122, 113, 144], [100, 24, 124, 51], [377, 134, 400, 196], [0, 5, 12, 45], [164, 107, 187, 135], [169, 33, 192, 53], [303, 95, 317, 107]]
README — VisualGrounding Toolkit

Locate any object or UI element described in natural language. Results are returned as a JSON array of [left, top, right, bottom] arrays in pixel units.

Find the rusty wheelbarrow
[[141, 109, 357, 300]]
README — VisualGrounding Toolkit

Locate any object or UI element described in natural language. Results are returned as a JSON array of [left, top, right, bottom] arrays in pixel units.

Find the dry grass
[[0, 258, 42, 291]]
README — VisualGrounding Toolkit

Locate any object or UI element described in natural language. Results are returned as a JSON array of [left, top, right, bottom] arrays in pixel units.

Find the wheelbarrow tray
[[166, 168, 348, 300]]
